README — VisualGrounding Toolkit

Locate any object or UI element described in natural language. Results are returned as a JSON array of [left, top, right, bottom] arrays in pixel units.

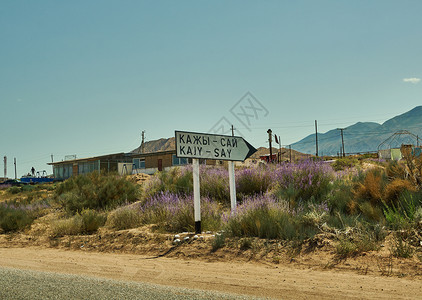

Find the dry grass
[[384, 179, 416, 205]]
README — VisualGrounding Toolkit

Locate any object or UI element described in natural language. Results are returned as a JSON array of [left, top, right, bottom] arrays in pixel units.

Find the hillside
[[131, 137, 175, 154], [250, 147, 310, 161], [292, 106, 422, 155]]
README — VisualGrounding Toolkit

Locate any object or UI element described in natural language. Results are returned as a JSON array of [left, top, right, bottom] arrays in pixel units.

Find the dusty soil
[[1, 223, 422, 299], [1, 174, 421, 299], [0, 246, 421, 299]]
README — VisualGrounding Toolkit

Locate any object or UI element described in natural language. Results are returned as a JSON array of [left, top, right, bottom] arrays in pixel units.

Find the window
[[133, 158, 146, 169], [78, 161, 99, 175], [172, 155, 188, 166]]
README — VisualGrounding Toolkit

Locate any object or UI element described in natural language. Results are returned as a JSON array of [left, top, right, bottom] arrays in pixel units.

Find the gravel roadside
[[0, 267, 263, 300]]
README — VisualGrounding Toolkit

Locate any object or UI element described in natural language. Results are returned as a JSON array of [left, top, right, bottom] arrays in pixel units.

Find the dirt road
[[0, 247, 420, 299]]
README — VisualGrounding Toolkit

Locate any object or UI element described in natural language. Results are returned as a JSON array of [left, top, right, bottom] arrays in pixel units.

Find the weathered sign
[[175, 131, 257, 161]]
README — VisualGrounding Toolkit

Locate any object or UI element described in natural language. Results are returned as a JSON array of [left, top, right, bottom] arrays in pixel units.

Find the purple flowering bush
[[235, 166, 273, 200], [145, 166, 231, 204], [271, 160, 335, 205], [199, 167, 230, 203], [139, 191, 222, 232]]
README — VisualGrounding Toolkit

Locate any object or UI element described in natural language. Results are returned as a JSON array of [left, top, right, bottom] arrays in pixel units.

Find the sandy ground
[[0, 247, 421, 299]]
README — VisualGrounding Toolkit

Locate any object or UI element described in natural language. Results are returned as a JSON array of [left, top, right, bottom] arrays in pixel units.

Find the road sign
[[175, 131, 257, 161]]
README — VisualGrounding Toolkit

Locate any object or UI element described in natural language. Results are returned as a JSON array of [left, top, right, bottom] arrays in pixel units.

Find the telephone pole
[[14, 158, 17, 180], [337, 128, 346, 157], [141, 131, 145, 154], [267, 129, 273, 163], [3, 156, 7, 179], [315, 120, 319, 157]]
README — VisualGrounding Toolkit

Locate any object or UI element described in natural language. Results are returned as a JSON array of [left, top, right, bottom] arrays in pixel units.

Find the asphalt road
[[0, 267, 262, 300]]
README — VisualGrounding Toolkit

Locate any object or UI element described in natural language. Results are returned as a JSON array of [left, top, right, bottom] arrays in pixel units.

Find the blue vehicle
[[20, 170, 54, 184]]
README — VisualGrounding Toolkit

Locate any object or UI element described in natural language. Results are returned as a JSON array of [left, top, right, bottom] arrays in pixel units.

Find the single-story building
[[50, 150, 217, 179], [48, 153, 133, 180], [130, 150, 216, 175]]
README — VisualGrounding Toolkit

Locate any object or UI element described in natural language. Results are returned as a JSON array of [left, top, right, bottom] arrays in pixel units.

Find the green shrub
[[80, 209, 106, 233], [358, 202, 384, 222], [391, 232, 414, 258], [225, 195, 319, 241], [106, 206, 141, 230], [7, 186, 21, 194], [21, 185, 35, 193], [383, 191, 422, 230], [332, 157, 359, 171], [211, 233, 226, 252], [336, 237, 358, 257], [0, 204, 35, 232], [327, 180, 354, 214], [335, 223, 385, 258], [326, 211, 359, 229], [51, 217, 83, 236], [54, 172, 140, 213], [50, 209, 105, 236], [144, 168, 193, 198]]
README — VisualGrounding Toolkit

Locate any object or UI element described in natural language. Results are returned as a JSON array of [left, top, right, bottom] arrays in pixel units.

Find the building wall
[[53, 164, 73, 179], [145, 153, 173, 169]]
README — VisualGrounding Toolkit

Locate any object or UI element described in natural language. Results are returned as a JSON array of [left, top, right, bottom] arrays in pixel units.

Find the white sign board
[[175, 131, 257, 161]]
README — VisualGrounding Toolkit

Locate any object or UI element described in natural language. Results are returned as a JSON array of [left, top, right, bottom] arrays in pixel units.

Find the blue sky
[[1, 0, 421, 177]]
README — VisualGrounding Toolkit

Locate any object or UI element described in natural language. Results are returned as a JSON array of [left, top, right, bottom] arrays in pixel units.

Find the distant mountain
[[131, 137, 175, 154], [292, 106, 422, 155]]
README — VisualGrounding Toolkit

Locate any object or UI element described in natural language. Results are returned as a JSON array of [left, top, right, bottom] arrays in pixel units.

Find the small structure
[[378, 130, 421, 161], [259, 153, 278, 163]]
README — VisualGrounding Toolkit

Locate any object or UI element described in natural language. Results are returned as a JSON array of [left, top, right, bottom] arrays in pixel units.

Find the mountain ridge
[[292, 106, 422, 155]]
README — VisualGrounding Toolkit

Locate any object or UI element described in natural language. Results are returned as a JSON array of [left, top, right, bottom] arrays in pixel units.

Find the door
[[158, 159, 163, 171]]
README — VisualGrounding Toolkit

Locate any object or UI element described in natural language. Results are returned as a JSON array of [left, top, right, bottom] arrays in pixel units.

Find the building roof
[[48, 152, 129, 166], [49, 149, 178, 166]]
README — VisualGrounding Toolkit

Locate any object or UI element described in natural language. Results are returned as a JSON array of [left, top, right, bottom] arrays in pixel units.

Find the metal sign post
[[228, 161, 236, 212], [175, 131, 257, 233], [192, 158, 201, 233]]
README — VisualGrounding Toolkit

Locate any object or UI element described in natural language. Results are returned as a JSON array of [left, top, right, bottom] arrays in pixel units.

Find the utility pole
[[275, 134, 281, 164], [267, 129, 273, 163], [315, 120, 319, 157], [337, 128, 346, 157], [3, 156, 6, 179], [14, 158, 17, 180], [141, 131, 145, 154]]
